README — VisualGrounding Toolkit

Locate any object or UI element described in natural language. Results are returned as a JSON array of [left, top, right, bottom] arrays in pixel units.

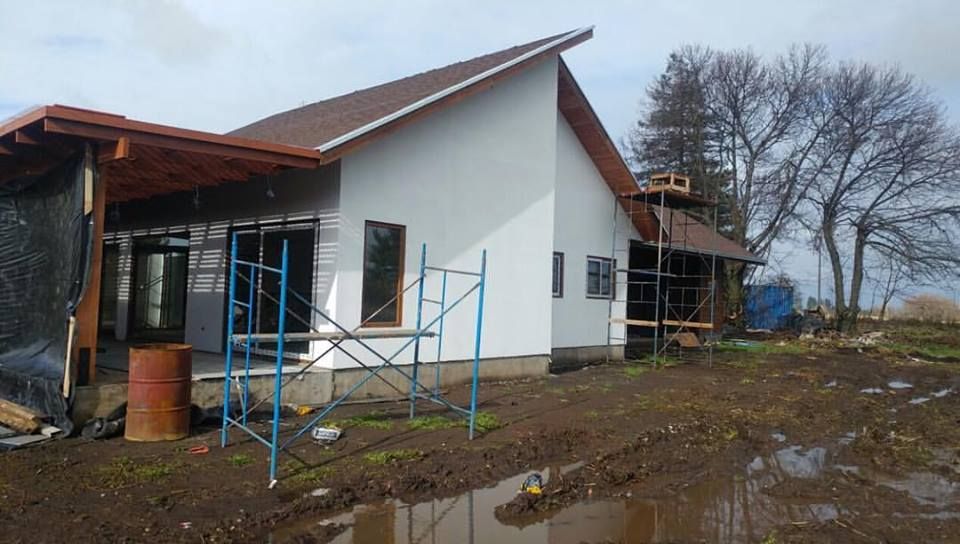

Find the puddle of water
[[271, 449, 840, 544], [839, 465, 960, 509], [909, 387, 953, 405], [824, 380, 838, 388], [888, 380, 913, 390], [860, 387, 885, 394]]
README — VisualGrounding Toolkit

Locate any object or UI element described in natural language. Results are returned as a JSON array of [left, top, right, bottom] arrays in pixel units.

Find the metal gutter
[[315, 26, 595, 153]]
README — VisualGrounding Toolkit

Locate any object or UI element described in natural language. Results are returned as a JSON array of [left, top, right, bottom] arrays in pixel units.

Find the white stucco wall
[[105, 165, 340, 356], [331, 57, 561, 369], [551, 113, 638, 349]]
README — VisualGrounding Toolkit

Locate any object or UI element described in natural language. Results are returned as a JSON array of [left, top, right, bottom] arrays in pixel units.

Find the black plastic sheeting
[[0, 150, 95, 434]]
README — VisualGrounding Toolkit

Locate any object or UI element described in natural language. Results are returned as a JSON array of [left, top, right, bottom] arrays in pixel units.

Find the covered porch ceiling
[[0, 105, 324, 202]]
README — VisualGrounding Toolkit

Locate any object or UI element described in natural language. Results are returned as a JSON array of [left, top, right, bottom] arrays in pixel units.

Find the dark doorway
[[227, 222, 318, 356], [626, 242, 709, 342], [128, 235, 189, 342]]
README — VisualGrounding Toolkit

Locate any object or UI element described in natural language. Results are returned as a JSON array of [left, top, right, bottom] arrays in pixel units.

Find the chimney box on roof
[[649, 173, 691, 194]]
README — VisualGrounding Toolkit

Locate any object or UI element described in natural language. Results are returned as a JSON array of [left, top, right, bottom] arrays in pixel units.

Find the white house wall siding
[[551, 112, 637, 350], [332, 57, 561, 370]]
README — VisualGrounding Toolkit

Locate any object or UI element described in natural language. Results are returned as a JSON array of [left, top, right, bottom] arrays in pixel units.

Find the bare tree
[[628, 45, 828, 320], [867, 250, 911, 321], [803, 63, 960, 332]]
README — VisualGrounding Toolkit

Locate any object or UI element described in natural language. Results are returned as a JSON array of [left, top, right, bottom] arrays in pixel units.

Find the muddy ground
[[1, 323, 959, 543]]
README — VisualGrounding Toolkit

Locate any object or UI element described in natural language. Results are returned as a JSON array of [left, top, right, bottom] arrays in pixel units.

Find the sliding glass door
[[130, 235, 189, 341]]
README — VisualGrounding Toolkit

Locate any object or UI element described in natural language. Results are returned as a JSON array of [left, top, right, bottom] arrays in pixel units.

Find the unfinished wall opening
[[226, 221, 319, 356], [625, 243, 713, 341]]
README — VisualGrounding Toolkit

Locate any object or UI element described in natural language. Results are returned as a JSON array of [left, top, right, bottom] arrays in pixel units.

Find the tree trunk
[[822, 221, 848, 330], [840, 228, 868, 334], [725, 261, 746, 327]]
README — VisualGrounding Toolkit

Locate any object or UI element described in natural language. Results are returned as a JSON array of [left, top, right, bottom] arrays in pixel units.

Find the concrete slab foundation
[[550, 344, 624, 372]]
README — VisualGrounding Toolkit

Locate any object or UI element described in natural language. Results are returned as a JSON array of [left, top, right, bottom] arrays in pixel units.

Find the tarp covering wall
[[0, 150, 94, 433], [744, 284, 794, 330]]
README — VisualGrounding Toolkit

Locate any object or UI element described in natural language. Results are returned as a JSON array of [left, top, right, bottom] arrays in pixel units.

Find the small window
[[552, 252, 564, 297], [586, 256, 613, 299], [361, 221, 405, 326]]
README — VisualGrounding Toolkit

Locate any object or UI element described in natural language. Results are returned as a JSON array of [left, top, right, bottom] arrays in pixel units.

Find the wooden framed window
[[552, 252, 564, 297], [586, 256, 613, 299], [361, 221, 405, 326]]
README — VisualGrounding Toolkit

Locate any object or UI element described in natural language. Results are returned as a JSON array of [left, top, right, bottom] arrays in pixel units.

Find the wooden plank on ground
[[0, 399, 43, 434], [676, 332, 701, 348]]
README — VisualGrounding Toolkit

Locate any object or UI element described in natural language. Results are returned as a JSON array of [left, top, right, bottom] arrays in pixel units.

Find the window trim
[[552, 252, 564, 298], [585, 255, 614, 300], [361, 220, 406, 328]]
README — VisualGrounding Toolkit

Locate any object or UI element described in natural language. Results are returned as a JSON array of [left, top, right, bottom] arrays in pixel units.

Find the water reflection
[[273, 448, 841, 544]]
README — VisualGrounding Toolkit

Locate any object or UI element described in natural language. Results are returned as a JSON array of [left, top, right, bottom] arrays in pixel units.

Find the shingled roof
[[642, 205, 763, 264], [229, 29, 591, 155]]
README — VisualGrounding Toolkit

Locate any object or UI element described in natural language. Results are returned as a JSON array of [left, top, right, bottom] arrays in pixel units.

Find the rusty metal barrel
[[125, 343, 192, 442]]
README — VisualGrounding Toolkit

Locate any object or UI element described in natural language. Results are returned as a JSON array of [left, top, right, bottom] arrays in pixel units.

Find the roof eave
[[634, 241, 766, 265]]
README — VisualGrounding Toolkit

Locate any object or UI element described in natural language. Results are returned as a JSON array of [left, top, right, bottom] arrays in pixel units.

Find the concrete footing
[[550, 344, 624, 372], [71, 354, 550, 425]]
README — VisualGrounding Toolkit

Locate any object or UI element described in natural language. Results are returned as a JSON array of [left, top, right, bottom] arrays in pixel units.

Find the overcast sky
[[2, 0, 957, 306]]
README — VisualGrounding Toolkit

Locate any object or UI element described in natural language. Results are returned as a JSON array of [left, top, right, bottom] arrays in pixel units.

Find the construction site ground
[[2, 321, 959, 543]]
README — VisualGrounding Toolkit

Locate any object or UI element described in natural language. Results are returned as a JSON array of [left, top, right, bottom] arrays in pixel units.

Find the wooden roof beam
[[97, 137, 130, 164], [14, 129, 42, 146], [42, 117, 320, 169]]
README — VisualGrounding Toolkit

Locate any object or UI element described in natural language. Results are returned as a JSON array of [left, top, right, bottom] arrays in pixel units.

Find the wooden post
[[74, 147, 105, 385]]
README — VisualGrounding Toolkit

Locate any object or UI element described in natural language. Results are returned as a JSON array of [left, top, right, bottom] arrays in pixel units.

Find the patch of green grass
[[585, 409, 600, 419], [408, 415, 458, 431], [884, 342, 960, 360], [363, 448, 423, 465], [469, 411, 501, 433], [623, 364, 649, 378], [717, 341, 812, 356], [289, 466, 335, 484], [227, 453, 254, 467], [97, 456, 175, 488], [333, 411, 393, 430]]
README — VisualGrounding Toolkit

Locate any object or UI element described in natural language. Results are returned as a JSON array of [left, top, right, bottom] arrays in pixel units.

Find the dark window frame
[[585, 255, 614, 299], [552, 252, 564, 298], [361, 220, 406, 328]]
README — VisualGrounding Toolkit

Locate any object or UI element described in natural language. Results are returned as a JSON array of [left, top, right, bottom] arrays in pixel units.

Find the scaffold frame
[[219, 233, 487, 485], [609, 174, 721, 366]]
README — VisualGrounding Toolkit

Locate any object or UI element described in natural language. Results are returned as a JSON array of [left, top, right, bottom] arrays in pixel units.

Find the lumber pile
[[0, 399, 44, 434]]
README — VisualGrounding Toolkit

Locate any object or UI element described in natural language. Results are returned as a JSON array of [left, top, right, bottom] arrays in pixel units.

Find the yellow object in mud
[[296, 405, 315, 416], [520, 473, 544, 495]]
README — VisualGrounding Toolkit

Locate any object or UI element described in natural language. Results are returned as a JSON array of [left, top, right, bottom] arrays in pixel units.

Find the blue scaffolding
[[219, 233, 487, 485]]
